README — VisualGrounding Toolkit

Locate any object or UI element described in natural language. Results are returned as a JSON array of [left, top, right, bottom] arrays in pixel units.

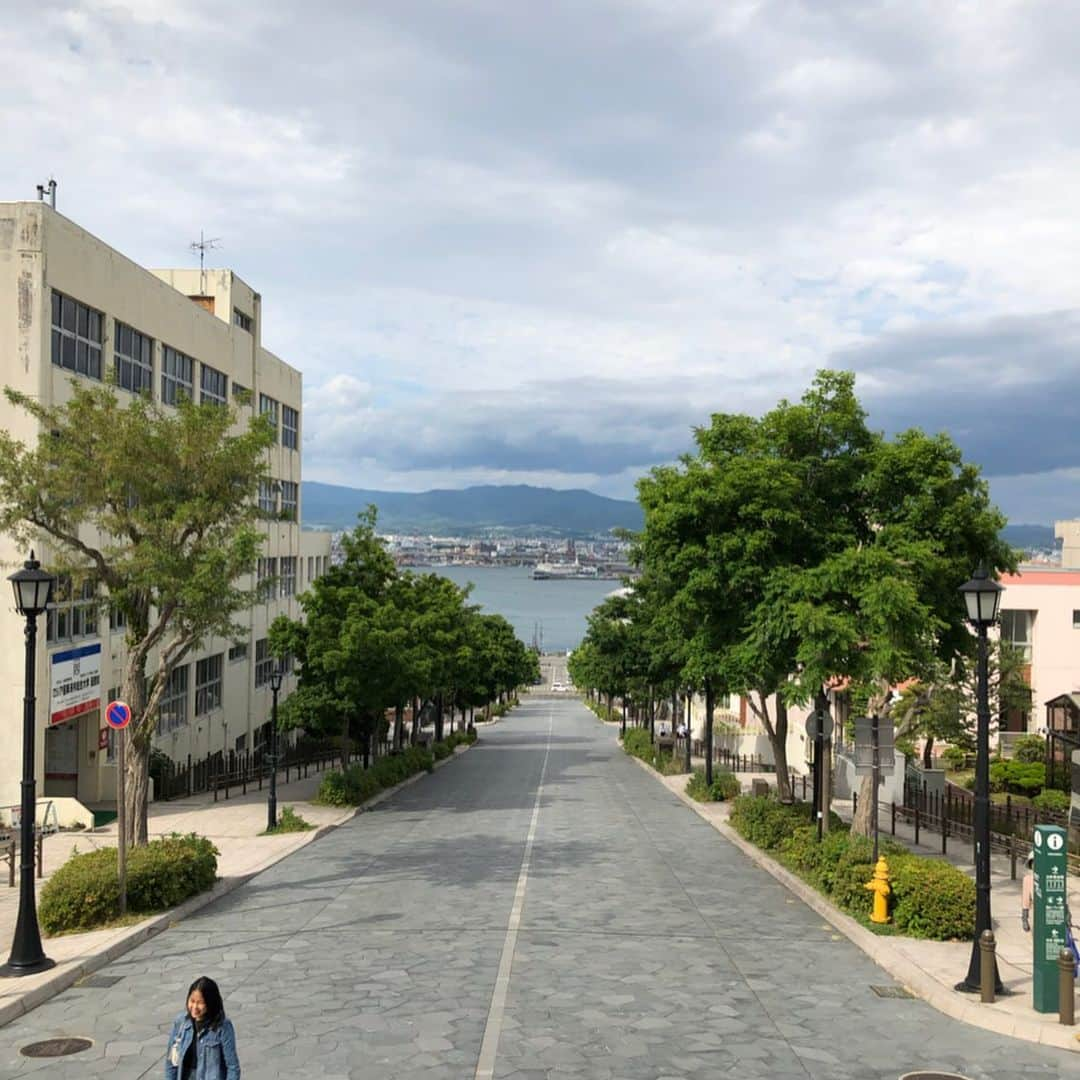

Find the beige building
[[0, 200, 330, 820]]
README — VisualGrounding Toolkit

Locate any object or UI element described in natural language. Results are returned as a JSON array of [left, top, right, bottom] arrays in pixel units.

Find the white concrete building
[[0, 200, 330, 819]]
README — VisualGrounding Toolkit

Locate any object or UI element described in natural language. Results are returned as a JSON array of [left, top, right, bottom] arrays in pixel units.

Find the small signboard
[[105, 700, 131, 730], [854, 716, 895, 776], [805, 710, 833, 740], [49, 642, 102, 725], [1032, 823, 1069, 1013]]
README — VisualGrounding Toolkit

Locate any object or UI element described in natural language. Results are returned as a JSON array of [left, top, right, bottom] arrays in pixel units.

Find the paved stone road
[[2, 698, 1079, 1078]]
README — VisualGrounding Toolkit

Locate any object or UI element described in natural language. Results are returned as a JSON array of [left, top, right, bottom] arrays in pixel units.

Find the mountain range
[[301, 482, 644, 537], [301, 481, 1062, 549]]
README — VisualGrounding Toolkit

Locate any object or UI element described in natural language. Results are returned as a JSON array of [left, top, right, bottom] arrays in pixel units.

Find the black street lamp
[[956, 565, 1004, 994], [4, 551, 55, 975], [267, 665, 283, 832]]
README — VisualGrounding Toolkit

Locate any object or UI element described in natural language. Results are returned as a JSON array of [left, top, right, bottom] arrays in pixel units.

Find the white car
[[552, 681, 567, 691]]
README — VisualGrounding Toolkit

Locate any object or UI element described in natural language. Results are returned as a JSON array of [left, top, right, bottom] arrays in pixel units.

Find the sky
[[5, 0, 1080, 525]]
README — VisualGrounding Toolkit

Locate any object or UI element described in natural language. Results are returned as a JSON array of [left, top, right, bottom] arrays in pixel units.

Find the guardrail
[[0, 801, 57, 886]]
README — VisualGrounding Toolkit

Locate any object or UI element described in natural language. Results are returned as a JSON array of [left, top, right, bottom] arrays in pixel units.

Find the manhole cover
[[77, 974, 123, 988], [871, 984, 916, 999], [20, 1037, 93, 1058], [899, 1073, 974, 1080]]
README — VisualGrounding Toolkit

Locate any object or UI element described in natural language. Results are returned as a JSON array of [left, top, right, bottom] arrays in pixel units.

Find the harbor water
[[426, 564, 622, 653]]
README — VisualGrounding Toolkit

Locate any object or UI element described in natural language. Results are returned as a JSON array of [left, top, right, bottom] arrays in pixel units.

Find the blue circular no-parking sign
[[105, 700, 131, 730]]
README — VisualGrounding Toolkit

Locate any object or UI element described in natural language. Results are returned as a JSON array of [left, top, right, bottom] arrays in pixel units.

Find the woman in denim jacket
[[164, 976, 240, 1080]]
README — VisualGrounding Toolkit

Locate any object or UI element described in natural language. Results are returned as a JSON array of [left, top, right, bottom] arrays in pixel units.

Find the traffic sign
[[805, 710, 834, 740], [1033, 824, 1069, 1012], [105, 700, 131, 730]]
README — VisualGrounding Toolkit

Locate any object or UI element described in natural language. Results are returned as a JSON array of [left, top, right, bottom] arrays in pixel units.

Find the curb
[[627, 753, 1080, 1053], [0, 740, 475, 1029]]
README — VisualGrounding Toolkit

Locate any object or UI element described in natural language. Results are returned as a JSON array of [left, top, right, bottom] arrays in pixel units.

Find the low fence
[[683, 739, 776, 773], [0, 800, 56, 887]]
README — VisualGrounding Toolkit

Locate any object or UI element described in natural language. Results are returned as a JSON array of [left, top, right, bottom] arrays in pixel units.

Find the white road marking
[[473, 711, 553, 1080]]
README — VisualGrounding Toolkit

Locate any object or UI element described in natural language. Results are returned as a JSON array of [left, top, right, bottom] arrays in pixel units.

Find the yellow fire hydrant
[[864, 856, 891, 924]]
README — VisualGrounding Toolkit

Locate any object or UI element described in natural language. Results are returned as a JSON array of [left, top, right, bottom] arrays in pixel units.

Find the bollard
[[980, 930, 996, 1004], [914, 800, 920, 845], [891, 801, 896, 835], [852, 791, 857, 819], [1060, 950, 1076, 1025], [1010, 835, 1017, 881]]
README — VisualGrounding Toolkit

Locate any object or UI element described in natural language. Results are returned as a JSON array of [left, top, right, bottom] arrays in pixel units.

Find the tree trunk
[[851, 772, 875, 836], [648, 691, 655, 740], [772, 698, 791, 803], [394, 703, 404, 751], [922, 735, 935, 770], [704, 677, 715, 786], [435, 693, 444, 742], [411, 697, 420, 745], [123, 665, 152, 846]]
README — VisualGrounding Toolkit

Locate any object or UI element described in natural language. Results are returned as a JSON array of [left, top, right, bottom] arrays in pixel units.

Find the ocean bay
[[425, 564, 620, 653]]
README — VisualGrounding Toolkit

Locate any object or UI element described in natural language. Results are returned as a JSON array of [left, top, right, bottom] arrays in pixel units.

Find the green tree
[[0, 382, 274, 844]]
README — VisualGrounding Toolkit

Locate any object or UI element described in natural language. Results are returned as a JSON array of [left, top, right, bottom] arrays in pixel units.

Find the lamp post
[[4, 551, 55, 975], [267, 665, 283, 832], [956, 565, 1004, 994]]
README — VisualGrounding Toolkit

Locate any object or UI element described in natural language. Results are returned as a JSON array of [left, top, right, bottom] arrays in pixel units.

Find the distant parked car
[[552, 682, 567, 691]]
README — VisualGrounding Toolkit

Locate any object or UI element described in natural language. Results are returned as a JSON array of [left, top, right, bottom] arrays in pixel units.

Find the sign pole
[[872, 714, 880, 863], [117, 726, 126, 916]]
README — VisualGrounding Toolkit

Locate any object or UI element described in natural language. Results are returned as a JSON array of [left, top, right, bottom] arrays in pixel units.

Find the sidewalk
[[638, 754, 1080, 1054], [0, 739, 478, 1028]]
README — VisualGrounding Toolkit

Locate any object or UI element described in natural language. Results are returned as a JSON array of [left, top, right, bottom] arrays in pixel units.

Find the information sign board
[[854, 716, 895, 776], [1032, 823, 1069, 1013]]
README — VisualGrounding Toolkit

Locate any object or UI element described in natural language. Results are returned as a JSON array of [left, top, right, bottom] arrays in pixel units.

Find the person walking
[[165, 976, 241, 1079]]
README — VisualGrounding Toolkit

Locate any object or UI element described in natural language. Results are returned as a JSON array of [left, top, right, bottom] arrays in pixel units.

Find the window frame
[[113, 320, 154, 395], [51, 290, 103, 381], [200, 363, 228, 407], [282, 405, 299, 450], [161, 345, 195, 405], [194, 653, 224, 716]]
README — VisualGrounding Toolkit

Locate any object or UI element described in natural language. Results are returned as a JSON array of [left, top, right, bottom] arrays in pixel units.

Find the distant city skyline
[[8, 3, 1080, 524]]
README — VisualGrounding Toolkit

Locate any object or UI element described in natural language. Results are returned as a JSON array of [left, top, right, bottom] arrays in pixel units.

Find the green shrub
[[888, 854, 975, 940], [685, 769, 741, 802], [990, 758, 1046, 794], [1012, 734, 1046, 764], [653, 752, 684, 776], [39, 833, 218, 935], [621, 728, 653, 761], [1033, 788, 1070, 815], [709, 772, 741, 801], [729, 795, 816, 849], [315, 745, 438, 806], [941, 745, 969, 770], [267, 806, 313, 833], [432, 741, 451, 761]]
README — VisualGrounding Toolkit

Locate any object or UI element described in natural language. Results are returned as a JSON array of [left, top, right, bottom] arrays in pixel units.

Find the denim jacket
[[164, 1013, 240, 1080]]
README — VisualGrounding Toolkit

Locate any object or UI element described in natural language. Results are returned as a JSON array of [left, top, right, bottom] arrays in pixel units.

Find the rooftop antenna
[[35, 178, 57, 209], [189, 230, 221, 296]]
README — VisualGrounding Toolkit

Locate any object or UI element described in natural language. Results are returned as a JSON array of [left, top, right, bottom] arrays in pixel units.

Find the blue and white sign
[[49, 642, 102, 726], [105, 700, 131, 730]]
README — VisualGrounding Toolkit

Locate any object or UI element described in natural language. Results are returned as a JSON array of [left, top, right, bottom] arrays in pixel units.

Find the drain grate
[[20, 1037, 93, 1058], [871, 984, 916, 999], [78, 974, 123, 988]]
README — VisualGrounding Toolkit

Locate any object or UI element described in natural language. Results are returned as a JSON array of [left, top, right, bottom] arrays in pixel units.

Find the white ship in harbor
[[531, 562, 601, 580]]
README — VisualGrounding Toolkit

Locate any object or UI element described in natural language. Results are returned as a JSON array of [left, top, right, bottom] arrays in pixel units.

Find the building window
[[51, 291, 103, 380], [307, 556, 314, 584], [280, 556, 297, 597], [162, 346, 194, 405], [194, 654, 224, 716], [114, 322, 153, 395], [255, 638, 274, 688], [228, 642, 248, 663], [282, 405, 299, 450], [109, 604, 127, 634], [1073, 610, 1080, 630], [257, 557, 277, 601], [1000, 609, 1034, 662], [46, 576, 98, 644], [259, 394, 279, 441], [157, 664, 189, 734], [232, 382, 251, 405], [200, 363, 228, 407], [258, 480, 277, 516], [233, 308, 253, 332], [280, 481, 298, 520]]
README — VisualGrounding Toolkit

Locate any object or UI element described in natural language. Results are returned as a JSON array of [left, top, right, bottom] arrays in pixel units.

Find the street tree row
[[269, 510, 540, 758], [570, 370, 1020, 831]]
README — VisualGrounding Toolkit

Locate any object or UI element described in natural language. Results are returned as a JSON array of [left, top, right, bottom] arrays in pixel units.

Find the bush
[[940, 745, 969, 770], [729, 795, 816, 849], [685, 768, 741, 802], [315, 745, 438, 806], [267, 806, 314, 834], [1012, 734, 1046, 764], [39, 833, 218, 935], [990, 758, 1046, 794], [889, 855, 975, 940], [1033, 788, 1070, 815], [621, 727, 653, 761]]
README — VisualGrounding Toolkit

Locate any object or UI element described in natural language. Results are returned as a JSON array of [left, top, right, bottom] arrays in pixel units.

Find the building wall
[[0, 201, 330, 814]]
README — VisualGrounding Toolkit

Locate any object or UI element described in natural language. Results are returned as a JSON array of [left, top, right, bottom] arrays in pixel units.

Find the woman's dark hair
[[186, 976, 224, 1027]]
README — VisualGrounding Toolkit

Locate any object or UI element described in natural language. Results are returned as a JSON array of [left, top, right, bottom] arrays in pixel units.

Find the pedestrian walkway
[[646, 758, 1080, 1053], [0, 759, 355, 1026]]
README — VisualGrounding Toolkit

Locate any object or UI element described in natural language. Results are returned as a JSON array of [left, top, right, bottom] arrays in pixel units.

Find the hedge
[[686, 768, 741, 802], [728, 794, 974, 940], [315, 732, 475, 807], [39, 833, 218, 935]]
